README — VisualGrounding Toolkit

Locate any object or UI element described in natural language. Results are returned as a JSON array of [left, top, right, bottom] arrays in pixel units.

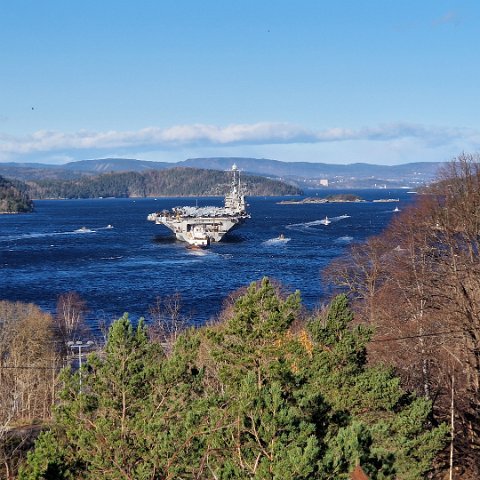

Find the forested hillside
[[25, 167, 301, 199], [0, 175, 34, 213]]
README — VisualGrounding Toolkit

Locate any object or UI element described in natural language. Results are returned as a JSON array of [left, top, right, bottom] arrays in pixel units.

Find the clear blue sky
[[1, 0, 479, 165]]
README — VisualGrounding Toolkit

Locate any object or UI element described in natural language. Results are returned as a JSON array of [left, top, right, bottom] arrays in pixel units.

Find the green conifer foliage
[[19, 314, 165, 479], [198, 278, 321, 479], [306, 294, 447, 479], [17, 431, 73, 480], [19, 281, 447, 479]]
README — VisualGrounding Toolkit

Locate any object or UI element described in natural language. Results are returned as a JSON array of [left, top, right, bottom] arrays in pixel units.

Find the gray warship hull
[[147, 165, 249, 247]]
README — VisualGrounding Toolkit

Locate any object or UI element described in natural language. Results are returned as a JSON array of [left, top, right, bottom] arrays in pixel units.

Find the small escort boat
[[75, 226, 92, 233]]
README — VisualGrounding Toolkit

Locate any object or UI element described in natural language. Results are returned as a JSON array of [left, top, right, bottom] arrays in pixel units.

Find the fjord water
[[0, 190, 415, 331]]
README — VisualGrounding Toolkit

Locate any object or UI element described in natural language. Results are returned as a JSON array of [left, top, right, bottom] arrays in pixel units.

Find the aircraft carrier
[[147, 165, 249, 247]]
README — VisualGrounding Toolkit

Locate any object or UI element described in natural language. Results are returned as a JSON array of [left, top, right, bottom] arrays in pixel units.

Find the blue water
[[0, 190, 416, 330]]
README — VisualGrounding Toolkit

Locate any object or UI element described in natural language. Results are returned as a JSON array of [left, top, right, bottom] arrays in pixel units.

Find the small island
[[0, 175, 34, 213], [278, 193, 365, 205]]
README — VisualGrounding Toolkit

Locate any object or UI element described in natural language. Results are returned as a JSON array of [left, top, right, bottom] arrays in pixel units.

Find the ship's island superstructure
[[147, 165, 249, 247]]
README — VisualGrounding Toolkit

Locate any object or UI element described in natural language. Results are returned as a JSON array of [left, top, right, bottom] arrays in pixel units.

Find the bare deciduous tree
[[54, 291, 88, 347], [0, 301, 61, 478], [325, 154, 480, 478], [148, 293, 190, 351], [323, 235, 390, 324]]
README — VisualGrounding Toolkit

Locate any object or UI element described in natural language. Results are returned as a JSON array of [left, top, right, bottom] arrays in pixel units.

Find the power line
[[1, 324, 479, 372], [371, 328, 470, 343], [0, 365, 60, 370]]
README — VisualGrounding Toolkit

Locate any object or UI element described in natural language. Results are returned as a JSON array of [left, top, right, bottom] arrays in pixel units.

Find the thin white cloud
[[432, 11, 460, 26], [0, 122, 475, 157]]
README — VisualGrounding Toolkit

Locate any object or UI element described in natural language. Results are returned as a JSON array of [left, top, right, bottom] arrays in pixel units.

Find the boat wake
[[1, 229, 94, 242], [186, 248, 210, 257], [0, 224, 117, 243], [263, 236, 291, 246], [286, 215, 351, 233], [0, 232, 62, 242], [334, 235, 354, 244], [100, 255, 124, 261]]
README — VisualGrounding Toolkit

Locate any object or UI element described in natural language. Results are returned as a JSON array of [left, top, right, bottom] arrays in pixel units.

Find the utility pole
[[450, 372, 455, 480], [441, 345, 462, 480], [67, 340, 94, 393]]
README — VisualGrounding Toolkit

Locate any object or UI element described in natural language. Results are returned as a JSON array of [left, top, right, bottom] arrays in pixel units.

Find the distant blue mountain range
[[0, 157, 444, 188]]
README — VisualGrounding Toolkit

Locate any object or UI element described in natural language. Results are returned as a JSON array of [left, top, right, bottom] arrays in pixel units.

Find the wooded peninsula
[[0, 167, 301, 212], [25, 167, 302, 200], [0, 177, 34, 214]]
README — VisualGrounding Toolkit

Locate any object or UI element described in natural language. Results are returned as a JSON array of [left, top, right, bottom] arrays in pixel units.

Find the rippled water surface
[[0, 190, 416, 329]]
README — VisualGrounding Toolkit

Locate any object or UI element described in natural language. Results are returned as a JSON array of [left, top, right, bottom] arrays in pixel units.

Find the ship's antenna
[[231, 164, 238, 191]]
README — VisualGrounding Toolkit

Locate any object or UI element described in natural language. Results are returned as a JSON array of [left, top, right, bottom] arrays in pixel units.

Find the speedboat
[[320, 216, 331, 225]]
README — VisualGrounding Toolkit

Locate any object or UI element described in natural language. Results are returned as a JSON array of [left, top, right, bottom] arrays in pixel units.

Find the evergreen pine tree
[[19, 314, 164, 479], [306, 294, 447, 479]]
